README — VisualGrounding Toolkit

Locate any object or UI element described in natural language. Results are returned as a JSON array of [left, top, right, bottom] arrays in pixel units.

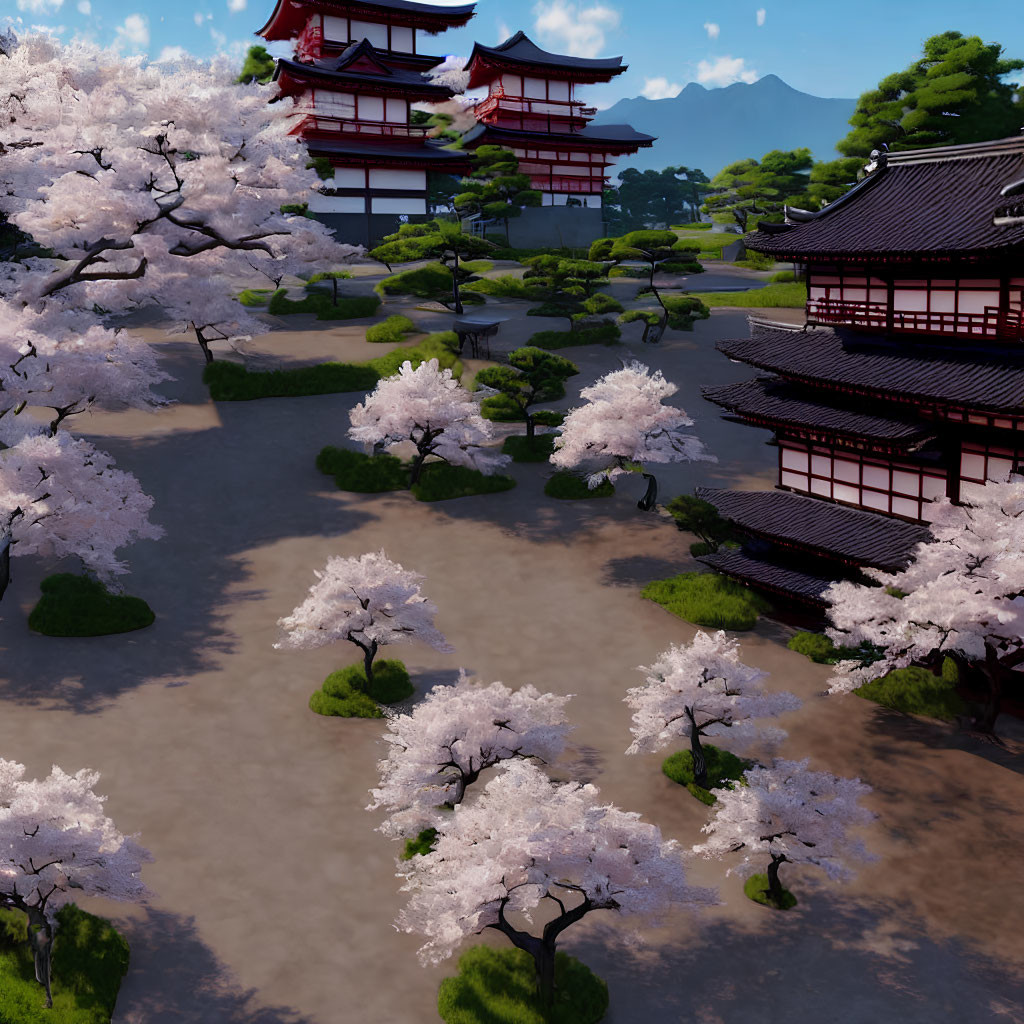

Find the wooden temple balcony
[[806, 298, 1024, 341], [529, 175, 606, 194], [473, 92, 595, 126], [293, 114, 430, 140]]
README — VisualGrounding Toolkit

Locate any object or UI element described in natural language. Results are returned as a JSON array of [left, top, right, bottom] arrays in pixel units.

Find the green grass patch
[[308, 660, 412, 718], [366, 314, 417, 344], [660, 260, 704, 275], [366, 332, 462, 380], [463, 274, 543, 300], [237, 287, 273, 306], [743, 873, 797, 911], [671, 222, 713, 230], [769, 270, 797, 282], [0, 903, 130, 1023], [544, 471, 614, 500], [28, 574, 154, 637], [375, 262, 453, 299], [685, 281, 807, 308], [502, 434, 557, 462], [411, 463, 516, 502], [460, 260, 494, 275], [786, 631, 888, 667], [268, 288, 381, 320], [855, 664, 965, 720], [401, 827, 438, 861], [661, 745, 751, 806], [438, 945, 608, 1024], [480, 393, 526, 422], [642, 572, 770, 631], [316, 446, 409, 492], [528, 324, 621, 350]]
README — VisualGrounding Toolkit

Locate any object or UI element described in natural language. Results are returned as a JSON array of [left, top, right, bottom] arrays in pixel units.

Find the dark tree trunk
[[533, 938, 557, 1009], [26, 908, 53, 1009], [766, 855, 786, 902], [685, 707, 708, 789], [194, 324, 214, 364], [525, 412, 536, 440], [976, 649, 1005, 734], [451, 251, 463, 315], [637, 473, 658, 511], [332, 278, 339, 304], [352, 638, 378, 689]]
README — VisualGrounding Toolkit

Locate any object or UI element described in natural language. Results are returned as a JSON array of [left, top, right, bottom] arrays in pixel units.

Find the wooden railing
[[474, 91, 594, 122], [295, 114, 430, 139], [529, 176, 605, 194], [806, 298, 1024, 340]]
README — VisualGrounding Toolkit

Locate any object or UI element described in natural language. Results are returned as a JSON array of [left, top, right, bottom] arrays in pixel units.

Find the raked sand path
[[1, 288, 1023, 1023]]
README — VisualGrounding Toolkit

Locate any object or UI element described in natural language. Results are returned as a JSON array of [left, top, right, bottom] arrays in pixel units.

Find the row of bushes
[[267, 288, 382, 320], [527, 323, 621, 350]]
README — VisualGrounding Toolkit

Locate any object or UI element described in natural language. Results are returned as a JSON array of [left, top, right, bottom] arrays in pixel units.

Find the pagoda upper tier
[[258, 0, 475, 66], [466, 31, 628, 87]]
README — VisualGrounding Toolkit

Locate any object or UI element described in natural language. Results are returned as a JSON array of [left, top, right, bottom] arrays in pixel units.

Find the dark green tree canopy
[[237, 45, 276, 85], [701, 149, 814, 231], [475, 347, 580, 438], [454, 146, 542, 243], [609, 166, 713, 231], [837, 31, 1024, 156]]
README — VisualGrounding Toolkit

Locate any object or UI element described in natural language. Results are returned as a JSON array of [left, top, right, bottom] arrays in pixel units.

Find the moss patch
[[856, 664, 965, 720], [544, 470, 615, 499], [309, 660, 412, 718], [438, 945, 608, 1024], [411, 463, 516, 502], [401, 827, 439, 861], [661, 745, 751, 805], [502, 434, 557, 462], [744, 873, 798, 910], [528, 324, 621, 350], [642, 572, 770, 631], [28, 574, 155, 637], [0, 904, 130, 1023], [237, 287, 273, 306]]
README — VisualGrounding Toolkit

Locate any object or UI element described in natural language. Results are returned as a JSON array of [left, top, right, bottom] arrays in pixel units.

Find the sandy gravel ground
[[1, 272, 1023, 1024]]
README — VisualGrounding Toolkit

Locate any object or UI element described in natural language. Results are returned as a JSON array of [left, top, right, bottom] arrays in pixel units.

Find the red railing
[[473, 91, 594, 123], [528, 176, 605, 194], [295, 114, 430, 139], [806, 298, 1024, 341]]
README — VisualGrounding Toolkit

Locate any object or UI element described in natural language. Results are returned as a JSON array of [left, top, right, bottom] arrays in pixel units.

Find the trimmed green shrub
[[686, 281, 807, 308], [0, 903, 130, 1023], [855, 664, 966, 720], [316, 446, 409, 492], [28, 574, 154, 637], [642, 572, 770, 631], [401, 827, 438, 861], [734, 250, 776, 270], [309, 659, 412, 718], [463, 274, 543, 300], [689, 541, 717, 557], [662, 294, 712, 329], [411, 463, 516, 502], [502, 434, 557, 462], [744, 873, 798, 910], [659, 260, 704, 275], [666, 495, 735, 546], [544, 470, 614, 500], [661, 745, 751, 806], [367, 331, 463, 380], [237, 287, 273, 306], [485, 245, 578, 262], [480, 393, 527, 422], [268, 288, 381, 320], [769, 270, 797, 282], [532, 410, 564, 427], [204, 359, 379, 400], [528, 324, 621, 349], [608, 266, 650, 279], [438, 945, 608, 1024], [460, 259, 494, 275], [375, 262, 453, 299], [672, 222, 713, 230], [365, 314, 417, 343], [787, 631, 887, 666]]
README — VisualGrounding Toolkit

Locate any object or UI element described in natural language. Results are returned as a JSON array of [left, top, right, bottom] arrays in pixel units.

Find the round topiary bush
[[309, 659, 413, 718], [544, 470, 614, 500], [661, 745, 750, 805], [438, 945, 609, 1024], [28, 574, 155, 637], [743, 873, 797, 910]]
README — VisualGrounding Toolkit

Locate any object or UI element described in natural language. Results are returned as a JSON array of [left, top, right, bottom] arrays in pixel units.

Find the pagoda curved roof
[[466, 31, 626, 86], [697, 548, 835, 605], [718, 319, 1024, 414], [259, 0, 475, 40], [460, 122, 655, 151], [274, 45, 455, 97], [745, 134, 1024, 260], [304, 137, 470, 166]]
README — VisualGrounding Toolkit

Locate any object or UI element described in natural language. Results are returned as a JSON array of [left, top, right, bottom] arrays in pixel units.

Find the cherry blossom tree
[[0, 757, 153, 1008], [367, 672, 573, 839], [348, 359, 511, 485], [550, 361, 713, 510], [0, 415, 163, 582], [624, 631, 801, 789], [825, 482, 1024, 734], [274, 550, 452, 686], [693, 758, 875, 907], [396, 760, 718, 1007], [0, 33, 361, 361]]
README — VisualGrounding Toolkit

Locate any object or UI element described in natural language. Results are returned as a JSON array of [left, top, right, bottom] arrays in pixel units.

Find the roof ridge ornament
[[864, 143, 888, 175]]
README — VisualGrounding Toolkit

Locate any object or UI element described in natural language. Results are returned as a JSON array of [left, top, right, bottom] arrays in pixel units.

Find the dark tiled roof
[[460, 122, 655, 150], [697, 488, 930, 571], [304, 138, 469, 163], [698, 550, 834, 605], [718, 320, 1024, 414], [745, 134, 1024, 259], [703, 377, 936, 451], [468, 31, 625, 77], [275, 54, 454, 96], [258, 0, 474, 40]]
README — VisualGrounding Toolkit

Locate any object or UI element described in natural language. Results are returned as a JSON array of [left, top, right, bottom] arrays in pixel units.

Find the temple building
[[697, 134, 1024, 610], [459, 32, 655, 247], [256, 0, 476, 245]]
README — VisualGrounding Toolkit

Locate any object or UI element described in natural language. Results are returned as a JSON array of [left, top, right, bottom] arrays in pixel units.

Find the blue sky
[[5, 0, 1023, 109]]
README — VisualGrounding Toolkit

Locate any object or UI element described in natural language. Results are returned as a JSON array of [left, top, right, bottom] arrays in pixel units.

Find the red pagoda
[[256, 0, 476, 245], [696, 134, 1024, 608], [459, 32, 655, 247]]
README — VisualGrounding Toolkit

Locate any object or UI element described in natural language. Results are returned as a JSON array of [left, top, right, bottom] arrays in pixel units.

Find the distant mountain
[[594, 74, 857, 177]]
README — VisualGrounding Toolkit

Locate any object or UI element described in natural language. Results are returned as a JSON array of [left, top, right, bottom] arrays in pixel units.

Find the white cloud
[[532, 0, 620, 59], [16, 0, 63, 12], [227, 0, 246, 11], [642, 76, 682, 100], [30, 22, 65, 33], [209, 26, 227, 48], [76, 0, 90, 13], [193, 11, 203, 25], [696, 55, 758, 87], [703, 22, 719, 40], [756, 8, 766, 26], [497, 19, 512, 42], [155, 45, 189, 62], [114, 13, 149, 51]]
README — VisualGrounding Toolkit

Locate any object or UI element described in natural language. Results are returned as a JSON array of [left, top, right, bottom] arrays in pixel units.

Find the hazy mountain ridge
[[595, 74, 857, 176]]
